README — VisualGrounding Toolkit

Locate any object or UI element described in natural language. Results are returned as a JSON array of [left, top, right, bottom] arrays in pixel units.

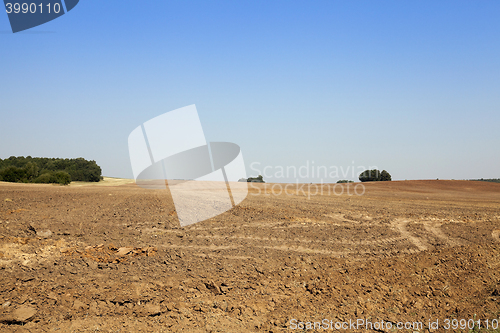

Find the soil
[[0, 179, 499, 332]]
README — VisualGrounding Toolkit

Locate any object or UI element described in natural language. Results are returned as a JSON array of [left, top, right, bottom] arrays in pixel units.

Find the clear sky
[[1, 1, 499, 183]]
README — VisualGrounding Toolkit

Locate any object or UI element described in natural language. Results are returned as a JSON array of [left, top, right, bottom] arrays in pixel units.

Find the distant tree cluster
[[0, 156, 102, 185], [336, 180, 354, 183], [246, 175, 265, 183], [470, 178, 500, 183], [359, 169, 392, 182]]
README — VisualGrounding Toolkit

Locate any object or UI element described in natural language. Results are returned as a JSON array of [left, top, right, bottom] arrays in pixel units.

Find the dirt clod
[[0, 306, 37, 324]]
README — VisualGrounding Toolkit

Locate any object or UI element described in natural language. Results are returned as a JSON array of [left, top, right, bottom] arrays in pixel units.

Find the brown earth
[[0, 179, 499, 332]]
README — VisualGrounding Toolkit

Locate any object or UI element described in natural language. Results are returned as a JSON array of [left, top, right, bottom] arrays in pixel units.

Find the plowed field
[[1, 180, 499, 332]]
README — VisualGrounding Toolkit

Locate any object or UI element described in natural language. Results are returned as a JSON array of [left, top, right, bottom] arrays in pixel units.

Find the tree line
[[470, 178, 500, 183], [0, 156, 102, 185]]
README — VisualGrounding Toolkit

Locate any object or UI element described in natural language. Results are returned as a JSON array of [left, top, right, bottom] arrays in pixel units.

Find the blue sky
[[1, 1, 499, 182]]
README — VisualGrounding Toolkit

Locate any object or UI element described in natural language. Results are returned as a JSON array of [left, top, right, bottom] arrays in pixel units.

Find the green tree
[[23, 162, 39, 181], [247, 175, 265, 183], [34, 172, 56, 184], [380, 170, 392, 181], [359, 169, 381, 182], [359, 169, 392, 182], [54, 171, 71, 185], [0, 166, 25, 182]]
